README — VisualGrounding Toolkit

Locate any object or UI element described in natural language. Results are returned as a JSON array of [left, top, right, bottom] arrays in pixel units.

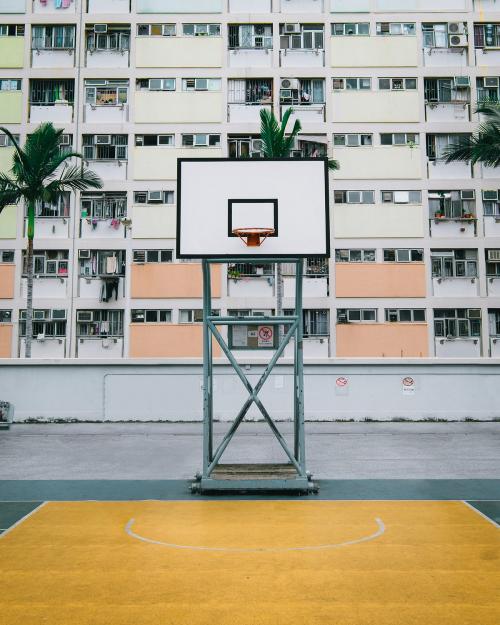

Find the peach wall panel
[[0, 264, 15, 299], [0, 324, 13, 358], [129, 324, 221, 358], [131, 263, 221, 299], [336, 323, 429, 357], [335, 263, 426, 298]]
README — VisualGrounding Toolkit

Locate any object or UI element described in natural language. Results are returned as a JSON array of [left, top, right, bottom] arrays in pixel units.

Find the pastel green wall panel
[[0, 148, 14, 174], [0, 38, 24, 69], [0, 92, 23, 124], [0, 205, 17, 239]]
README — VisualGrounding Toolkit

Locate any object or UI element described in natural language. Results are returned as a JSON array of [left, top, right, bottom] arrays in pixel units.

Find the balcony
[[484, 215, 500, 237], [429, 216, 477, 238], [84, 102, 128, 124], [21, 276, 68, 299], [229, 48, 273, 68], [480, 164, 500, 180], [0, 264, 15, 299], [85, 29, 130, 69], [30, 101, 73, 124], [78, 276, 125, 300], [83, 159, 128, 182], [2, 0, 26, 12], [0, 37, 24, 69], [475, 47, 500, 67], [228, 103, 272, 123], [423, 47, 468, 68], [434, 337, 480, 358], [20, 337, 66, 358], [432, 276, 479, 297], [76, 337, 123, 359], [336, 323, 429, 358], [487, 276, 500, 297], [490, 337, 500, 357], [284, 336, 330, 358], [280, 0, 324, 13], [136, 0, 223, 11], [280, 104, 325, 124], [31, 45, 75, 69], [425, 101, 470, 122], [427, 159, 472, 180], [333, 203, 425, 239], [26, 216, 70, 238], [227, 264, 274, 298], [87, 0, 130, 12], [80, 194, 127, 239], [229, 0, 271, 10], [280, 49, 325, 68], [33, 0, 75, 13]]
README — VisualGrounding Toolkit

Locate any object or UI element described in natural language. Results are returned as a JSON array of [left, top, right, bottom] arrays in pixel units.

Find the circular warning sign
[[258, 326, 273, 341], [402, 377, 415, 387], [336, 377, 348, 387]]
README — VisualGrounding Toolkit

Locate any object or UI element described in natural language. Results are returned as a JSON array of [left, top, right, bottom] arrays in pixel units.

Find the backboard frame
[[176, 157, 330, 259]]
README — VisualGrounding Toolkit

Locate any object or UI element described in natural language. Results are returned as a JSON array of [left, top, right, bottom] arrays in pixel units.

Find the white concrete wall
[[284, 276, 328, 298], [32, 218, 70, 239], [432, 277, 479, 297], [32, 0, 75, 13], [76, 339, 124, 359], [2, 0, 26, 12], [31, 50, 75, 69], [80, 219, 125, 239], [86, 51, 129, 69], [487, 278, 500, 297], [20, 277, 68, 299], [484, 217, 500, 238], [425, 103, 469, 123], [230, 0, 271, 10], [228, 104, 271, 123], [18, 339, 66, 359], [1, 361, 500, 421], [87, 161, 128, 182], [227, 277, 274, 298], [475, 48, 500, 68], [229, 49, 272, 68], [434, 339, 481, 358], [84, 105, 128, 124], [429, 220, 476, 238], [428, 160, 471, 180], [281, 0, 324, 13], [423, 49, 468, 68], [30, 105, 73, 124], [87, 0, 130, 12], [280, 49, 324, 68]]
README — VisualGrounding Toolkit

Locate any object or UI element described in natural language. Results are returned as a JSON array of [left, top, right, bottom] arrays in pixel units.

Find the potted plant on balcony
[[227, 265, 241, 281]]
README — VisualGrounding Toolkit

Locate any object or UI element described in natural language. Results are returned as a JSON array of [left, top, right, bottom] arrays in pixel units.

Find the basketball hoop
[[232, 227, 275, 247]]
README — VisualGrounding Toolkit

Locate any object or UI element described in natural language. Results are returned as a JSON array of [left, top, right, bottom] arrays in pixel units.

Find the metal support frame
[[193, 258, 315, 494]]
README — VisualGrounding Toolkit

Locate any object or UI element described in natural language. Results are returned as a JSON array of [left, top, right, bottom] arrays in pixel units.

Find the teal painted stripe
[[466, 501, 500, 526], [0, 502, 43, 531], [0, 480, 499, 502]]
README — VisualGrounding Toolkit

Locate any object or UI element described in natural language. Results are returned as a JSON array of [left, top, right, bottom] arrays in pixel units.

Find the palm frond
[[0, 126, 29, 177], [18, 123, 64, 185], [43, 164, 102, 202], [328, 159, 339, 171], [443, 127, 500, 167], [281, 117, 302, 155], [0, 172, 23, 213], [259, 108, 282, 157]]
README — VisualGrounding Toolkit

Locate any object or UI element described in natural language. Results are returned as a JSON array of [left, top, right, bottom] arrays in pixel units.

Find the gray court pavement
[[1, 421, 499, 480]]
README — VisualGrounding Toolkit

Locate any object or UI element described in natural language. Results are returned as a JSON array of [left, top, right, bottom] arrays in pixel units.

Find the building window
[[136, 78, 176, 91], [182, 134, 220, 147], [331, 23, 369, 36], [333, 133, 372, 147], [86, 27, 130, 52], [280, 24, 323, 50], [386, 309, 426, 323], [228, 262, 274, 278], [381, 133, 419, 146], [333, 77, 371, 90], [378, 78, 417, 90], [485, 250, 500, 277], [334, 190, 375, 204], [280, 78, 324, 104], [376, 23, 416, 36], [424, 78, 469, 103], [182, 24, 221, 37], [229, 78, 273, 104], [0, 79, 21, 91], [483, 190, 500, 216], [137, 24, 176, 37], [228, 135, 262, 157], [135, 134, 174, 147], [0, 250, 15, 263], [19, 309, 67, 338], [85, 80, 128, 106], [428, 190, 475, 219], [0, 310, 12, 323], [134, 191, 174, 205], [32, 25, 75, 50], [24, 250, 69, 277], [381, 190, 421, 204], [76, 310, 123, 337], [477, 76, 500, 102], [230, 24, 273, 49], [182, 78, 221, 91], [131, 309, 172, 323], [80, 193, 127, 220], [30, 79, 74, 106], [335, 249, 376, 263], [431, 250, 478, 278], [82, 135, 128, 161], [474, 23, 500, 49], [337, 309, 377, 323], [132, 250, 173, 263], [0, 133, 19, 147], [434, 309, 481, 338], [383, 249, 423, 263], [34, 193, 70, 218], [426, 134, 469, 160], [0, 25, 24, 37], [78, 250, 126, 277], [179, 309, 219, 323]]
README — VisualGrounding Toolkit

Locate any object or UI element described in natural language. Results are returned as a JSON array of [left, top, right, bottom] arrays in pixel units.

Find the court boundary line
[[125, 516, 385, 552], [462, 500, 500, 528], [0, 501, 47, 539], [1, 498, 500, 502]]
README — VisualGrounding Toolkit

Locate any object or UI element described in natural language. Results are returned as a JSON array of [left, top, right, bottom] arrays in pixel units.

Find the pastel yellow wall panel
[[133, 147, 222, 180], [0, 92, 22, 123], [132, 204, 176, 239], [0, 205, 17, 239], [136, 38, 223, 68], [0, 38, 24, 68], [333, 147, 422, 179], [333, 204, 425, 238], [0, 148, 14, 174], [330, 37, 418, 67], [135, 92, 222, 123], [332, 91, 420, 123]]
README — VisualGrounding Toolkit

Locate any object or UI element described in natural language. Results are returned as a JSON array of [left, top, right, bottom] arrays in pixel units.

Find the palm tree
[[259, 107, 338, 341], [0, 123, 102, 358], [443, 103, 500, 167]]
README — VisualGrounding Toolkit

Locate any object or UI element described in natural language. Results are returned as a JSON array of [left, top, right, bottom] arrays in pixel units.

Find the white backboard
[[177, 158, 330, 258]]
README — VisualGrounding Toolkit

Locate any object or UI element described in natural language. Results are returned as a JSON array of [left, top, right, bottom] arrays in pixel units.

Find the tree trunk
[[276, 262, 283, 344], [25, 202, 35, 359]]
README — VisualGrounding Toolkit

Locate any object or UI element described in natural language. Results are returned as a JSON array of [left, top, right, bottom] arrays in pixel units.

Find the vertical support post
[[202, 260, 213, 476], [294, 259, 306, 474]]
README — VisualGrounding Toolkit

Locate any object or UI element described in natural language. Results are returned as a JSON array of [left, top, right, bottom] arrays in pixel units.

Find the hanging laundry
[[106, 255, 117, 274], [55, 0, 63, 8], [100, 320, 110, 333], [62, 0, 71, 7]]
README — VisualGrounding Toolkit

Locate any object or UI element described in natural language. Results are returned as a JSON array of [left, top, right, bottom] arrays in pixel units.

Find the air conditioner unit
[[251, 139, 263, 152], [337, 314, 348, 324], [134, 250, 146, 263], [483, 190, 499, 201], [78, 249, 91, 259], [488, 250, 500, 261], [394, 191, 410, 204], [454, 76, 470, 88], [254, 25, 265, 36], [448, 22, 465, 35], [284, 24, 300, 34], [461, 190, 475, 200], [280, 88, 292, 101], [147, 191, 163, 202], [291, 150, 302, 158], [94, 24, 108, 34], [449, 34, 467, 47], [59, 135, 71, 146], [280, 78, 300, 90], [484, 77, 500, 88], [95, 135, 111, 145], [77, 311, 93, 322], [468, 309, 481, 319]]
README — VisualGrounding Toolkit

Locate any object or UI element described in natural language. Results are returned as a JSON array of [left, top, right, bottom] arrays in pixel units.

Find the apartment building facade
[[1, 0, 500, 360]]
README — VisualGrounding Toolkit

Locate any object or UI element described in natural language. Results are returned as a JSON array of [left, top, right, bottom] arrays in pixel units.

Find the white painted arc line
[[0, 501, 47, 539], [125, 517, 386, 553], [462, 501, 500, 528]]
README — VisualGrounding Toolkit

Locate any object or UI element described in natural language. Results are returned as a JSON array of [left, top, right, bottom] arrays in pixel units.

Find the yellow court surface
[[1, 500, 499, 625]]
